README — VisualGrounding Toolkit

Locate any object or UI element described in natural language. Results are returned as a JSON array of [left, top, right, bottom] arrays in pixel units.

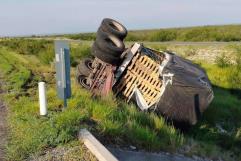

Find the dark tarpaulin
[[155, 53, 214, 125]]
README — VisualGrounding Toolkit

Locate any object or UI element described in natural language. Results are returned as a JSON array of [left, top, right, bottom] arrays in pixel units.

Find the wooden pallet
[[116, 53, 163, 106]]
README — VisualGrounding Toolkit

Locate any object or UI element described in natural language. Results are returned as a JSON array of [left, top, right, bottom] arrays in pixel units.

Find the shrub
[[227, 67, 241, 89], [0, 38, 53, 55], [150, 30, 177, 41], [68, 33, 96, 40], [215, 53, 231, 68], [70, 44, 91, 66], [38, 46, 54, 64]]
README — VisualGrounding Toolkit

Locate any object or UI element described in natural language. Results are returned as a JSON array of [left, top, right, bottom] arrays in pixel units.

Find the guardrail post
[[38, 82, 47, 116]]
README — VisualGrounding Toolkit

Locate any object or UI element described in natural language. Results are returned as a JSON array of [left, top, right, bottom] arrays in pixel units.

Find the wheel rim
[[109, 21, 124, 32], [86, 60, 94, 70], [78, 75, 90, 89]]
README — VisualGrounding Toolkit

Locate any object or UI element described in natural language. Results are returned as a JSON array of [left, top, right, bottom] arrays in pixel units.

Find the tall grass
[[0, 39, 54, 64], [0, 39, 92, 66]]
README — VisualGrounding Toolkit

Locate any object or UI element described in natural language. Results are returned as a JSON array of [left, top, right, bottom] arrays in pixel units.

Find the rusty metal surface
[[89, 58, 116, 97]]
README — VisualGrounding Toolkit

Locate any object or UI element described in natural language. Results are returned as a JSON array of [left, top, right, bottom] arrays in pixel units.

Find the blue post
[[55, 40, 71, 109]]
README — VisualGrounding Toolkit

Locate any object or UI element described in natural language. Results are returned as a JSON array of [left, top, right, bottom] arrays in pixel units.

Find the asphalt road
[[109, 148, 210, 161]]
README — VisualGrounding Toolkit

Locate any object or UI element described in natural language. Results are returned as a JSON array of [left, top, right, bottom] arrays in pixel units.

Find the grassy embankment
[[51, 24, 241, 42], [0, 38, 240, 160], [0, 39, 182, 160]]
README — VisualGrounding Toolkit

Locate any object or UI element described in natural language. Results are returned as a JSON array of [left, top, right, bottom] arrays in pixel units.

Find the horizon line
[[1, 23, 240, 38]]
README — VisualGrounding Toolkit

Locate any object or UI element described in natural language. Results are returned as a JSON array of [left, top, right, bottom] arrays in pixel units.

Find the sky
[[0, 0, 240, 37]]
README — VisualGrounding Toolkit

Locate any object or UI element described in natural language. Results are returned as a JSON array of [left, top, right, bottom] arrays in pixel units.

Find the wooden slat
[[117, 52, 163, 105]]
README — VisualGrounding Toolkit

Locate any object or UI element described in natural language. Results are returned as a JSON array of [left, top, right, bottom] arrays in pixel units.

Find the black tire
[[91, 42, 120, 65], [100, 18, 127, 40], [96, 27, 124, 57], [96, 30, 125, 56], [76, 75, 90, 89], [77, 58, 93, 77]]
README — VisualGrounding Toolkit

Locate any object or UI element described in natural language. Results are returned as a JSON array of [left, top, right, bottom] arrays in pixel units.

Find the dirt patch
[[0, 80, 7, 161], [30, 144, 97, 161]]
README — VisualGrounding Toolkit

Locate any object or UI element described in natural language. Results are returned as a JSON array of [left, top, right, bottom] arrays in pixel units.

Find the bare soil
[[0, 79, 7, 161], [30, 144, 97, 161]]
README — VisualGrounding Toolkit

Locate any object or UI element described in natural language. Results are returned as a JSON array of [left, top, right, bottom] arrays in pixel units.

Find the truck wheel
[[91, 42, 120, 65], [77, 75, 90, 89], [100, 18, 127, 40], [96, 31, 125, 56], [76, 58, 93, 77]]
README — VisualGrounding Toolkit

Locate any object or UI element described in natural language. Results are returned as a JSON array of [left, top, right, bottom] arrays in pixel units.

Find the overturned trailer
[[76, 18, 214, 125]]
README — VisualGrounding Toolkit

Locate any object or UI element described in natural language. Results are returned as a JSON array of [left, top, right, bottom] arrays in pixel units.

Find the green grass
[[186, 56, 241, 160], [0, 38, 54, 65], [0, 48, 32, 91], [0, 40, 241, 160]]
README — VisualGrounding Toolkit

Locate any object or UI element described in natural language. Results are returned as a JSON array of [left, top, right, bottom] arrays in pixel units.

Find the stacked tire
[[91, 18, 128, 65], [76, 18, 127, 89]]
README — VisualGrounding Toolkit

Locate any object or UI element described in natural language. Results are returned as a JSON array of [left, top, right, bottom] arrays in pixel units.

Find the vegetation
[[0, 39, 91, 66], [0, 39, 241, 160], [50, 25, 241, 42], [0, 39, 54, 64], [66, 33, 95, 41], [0, 41, 182, 160]]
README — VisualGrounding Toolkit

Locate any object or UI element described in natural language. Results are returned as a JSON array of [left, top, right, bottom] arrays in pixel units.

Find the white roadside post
[[38, 82, 47, 116]]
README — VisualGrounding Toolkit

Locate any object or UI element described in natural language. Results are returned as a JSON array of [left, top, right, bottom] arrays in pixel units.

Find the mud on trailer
[[76, 18, 214, 125]]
